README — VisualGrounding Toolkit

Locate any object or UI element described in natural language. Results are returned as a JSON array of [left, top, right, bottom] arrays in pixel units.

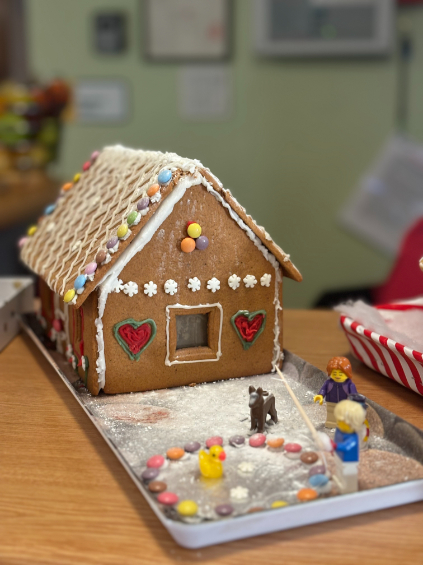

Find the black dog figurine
[[249, 386, 278, 433]]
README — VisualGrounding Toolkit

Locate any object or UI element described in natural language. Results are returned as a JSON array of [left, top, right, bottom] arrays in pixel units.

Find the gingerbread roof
[[20, 146, 302, 307]]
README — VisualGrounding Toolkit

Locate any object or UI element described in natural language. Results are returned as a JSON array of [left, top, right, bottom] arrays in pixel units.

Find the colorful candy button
[[247, 507, 264, 513], [184, 441, 201, 453], [215, 504, 234, 516], [74, 274, 86, 290], [52, 319, 63, 332], [141, 468, 159, 482], [181, 237, 195, 253], [177, 500, 198, 517], [146, 454, 165, 468], [186, 221, 196, 229], [82, 161, 91, 172], [309, 474, 329, 488], [127, 211, 138, 225], [91, 150, 100, 161], [158, 169, 172, 184], [271, 500, 289, 509], [64, 289, 76, 303], [137, 197, 150, 211], [95, 249, 107, 264], [117, 224, 128, 239], [300, 451, 318, 465], [157, 492, 179, 506], [62, 182, 73, 192], [297, 488, 318, 502], [84, 262, 97, 275], [18, 237, 28, 248], [196, 235, 209, 250], [267, 437, 284, 449], [148, 480, 167, 493], [284, 443, 302, 459], [27, 225, 37, 236], [309, 465, 327, 477], [73, 173, 81, 183], [147, 183, 160, 197], [107, 236, 119, 249], [44, 204, 56, 215], [249, 433, 266, 447], [229, 435, 245, 447], [206, 436, 223, 448], [187, 222, 201, 239], [167, 447, 185, 460]]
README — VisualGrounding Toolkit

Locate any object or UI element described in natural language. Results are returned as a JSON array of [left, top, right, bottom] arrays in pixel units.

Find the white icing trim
[[272, 266, 283, 371], [165, 303, 223, 366]]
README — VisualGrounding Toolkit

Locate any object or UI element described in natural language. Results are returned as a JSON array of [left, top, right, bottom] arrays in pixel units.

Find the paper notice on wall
[[339, 135, 423, 257], [178, 65, 232, 121], [75, 80, 129, 124]]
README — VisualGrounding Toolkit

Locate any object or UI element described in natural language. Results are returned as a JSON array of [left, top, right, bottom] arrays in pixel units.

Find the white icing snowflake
[[165, 279, 178, 295], [260, 273, 272, 287], [150, 191, 161, 204], [112, 279, 125, 293], [238, 461, 255, 474], [123, 281, 138, 297], [228, 274, 241, 290], [188, 277, 201, 292], [207, 277, 220, 293], [230, 486, 249, 501], [144, 281, 157, 297], [243, 275, 257, 288]]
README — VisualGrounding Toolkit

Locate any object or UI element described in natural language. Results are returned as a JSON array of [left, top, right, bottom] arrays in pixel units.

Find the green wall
[[27, 1, 423, 307]]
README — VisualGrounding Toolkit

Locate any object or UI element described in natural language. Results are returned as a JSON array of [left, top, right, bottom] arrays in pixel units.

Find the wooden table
[[1, 310, 422, 565]]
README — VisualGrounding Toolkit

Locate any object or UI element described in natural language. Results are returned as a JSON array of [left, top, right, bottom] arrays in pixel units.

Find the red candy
[[146, 455, 165, 468], [206, 436, 223, 448], [249, 433, 266, 447], [284, 443, 302, 453], [157, 492, 179, 505], [82, 161, 91, 171], [52, 319, 63, 332]]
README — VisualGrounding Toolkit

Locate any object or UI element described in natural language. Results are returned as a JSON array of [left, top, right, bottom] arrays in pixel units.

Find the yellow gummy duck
[[198, 445, 226, 479]]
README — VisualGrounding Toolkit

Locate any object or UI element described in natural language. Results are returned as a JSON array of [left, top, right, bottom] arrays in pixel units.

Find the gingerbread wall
[[97, 183, 283, 394]]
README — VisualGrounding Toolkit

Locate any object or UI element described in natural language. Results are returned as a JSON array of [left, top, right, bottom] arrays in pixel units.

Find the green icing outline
[[113, 318, 157, 361], [231, 310, 267, 350]]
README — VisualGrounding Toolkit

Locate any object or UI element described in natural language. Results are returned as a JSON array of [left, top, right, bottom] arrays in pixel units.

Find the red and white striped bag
[[340, 303, 423, 396]]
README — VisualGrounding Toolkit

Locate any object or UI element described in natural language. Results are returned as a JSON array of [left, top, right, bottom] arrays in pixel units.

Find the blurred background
[[1, 0, 423, 308]]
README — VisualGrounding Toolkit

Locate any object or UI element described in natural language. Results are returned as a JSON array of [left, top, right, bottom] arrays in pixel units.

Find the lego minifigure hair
[[334, 400, 366, 432], [326, 356, 353, 379]]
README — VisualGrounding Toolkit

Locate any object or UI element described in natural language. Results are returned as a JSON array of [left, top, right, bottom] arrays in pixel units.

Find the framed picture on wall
[[143, 0, 232, 62]]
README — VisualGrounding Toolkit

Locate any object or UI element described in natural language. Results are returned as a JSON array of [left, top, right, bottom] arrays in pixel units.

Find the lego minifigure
[[348, 393, 370, 449], [333, 399, 366, 493], [313, 356, 358, 428]]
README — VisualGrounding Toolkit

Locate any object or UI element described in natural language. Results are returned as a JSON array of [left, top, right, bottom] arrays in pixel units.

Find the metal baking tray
[[20, 314, 423, 548]]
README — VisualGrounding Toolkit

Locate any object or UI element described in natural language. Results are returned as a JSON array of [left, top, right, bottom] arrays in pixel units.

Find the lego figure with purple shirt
[[313, 356, 358, 428]]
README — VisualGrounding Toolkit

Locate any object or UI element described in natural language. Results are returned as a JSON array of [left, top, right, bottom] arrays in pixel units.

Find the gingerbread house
[[20, 146, 302, 395]]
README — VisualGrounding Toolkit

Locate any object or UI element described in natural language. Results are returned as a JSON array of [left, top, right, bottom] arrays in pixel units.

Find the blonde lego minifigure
[[333, 399, 366, 494]]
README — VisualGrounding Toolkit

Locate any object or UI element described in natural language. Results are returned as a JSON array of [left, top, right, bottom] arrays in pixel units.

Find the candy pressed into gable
[[20, 146, 302, 394]]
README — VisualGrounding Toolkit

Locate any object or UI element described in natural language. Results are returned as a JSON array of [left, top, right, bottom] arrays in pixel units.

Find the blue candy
[[74, 274, 87, 290], [44, 203, 56, 215], [158, 169, 172, 184], [308, 474, 329, 488]]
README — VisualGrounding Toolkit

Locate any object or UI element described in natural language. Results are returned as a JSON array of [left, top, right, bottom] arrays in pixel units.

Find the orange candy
[[181, 237, 195, 253], [167, 447, 185, 460], [147, 183, 160, 197], [267, 437, 285, 449], [62, 182, 73, 192], [297, 488, 318, 502]]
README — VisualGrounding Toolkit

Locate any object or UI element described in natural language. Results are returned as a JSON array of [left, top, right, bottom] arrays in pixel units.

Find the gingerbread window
[[165, 303, 223, 365]]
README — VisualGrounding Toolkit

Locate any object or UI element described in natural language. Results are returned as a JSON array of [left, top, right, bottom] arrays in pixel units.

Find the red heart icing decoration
[[235, 314, 265, 342], [118, 323, 152, 355]]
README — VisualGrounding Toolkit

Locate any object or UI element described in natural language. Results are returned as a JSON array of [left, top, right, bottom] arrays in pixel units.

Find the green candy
[[127, 210, 138, 226]]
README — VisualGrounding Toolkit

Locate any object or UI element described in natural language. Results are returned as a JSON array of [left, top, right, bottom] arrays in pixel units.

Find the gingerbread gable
[[20, 146, 301, 309]]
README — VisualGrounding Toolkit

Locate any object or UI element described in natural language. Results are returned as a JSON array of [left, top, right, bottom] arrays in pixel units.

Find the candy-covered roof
[[20, 145, 302, 307]]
